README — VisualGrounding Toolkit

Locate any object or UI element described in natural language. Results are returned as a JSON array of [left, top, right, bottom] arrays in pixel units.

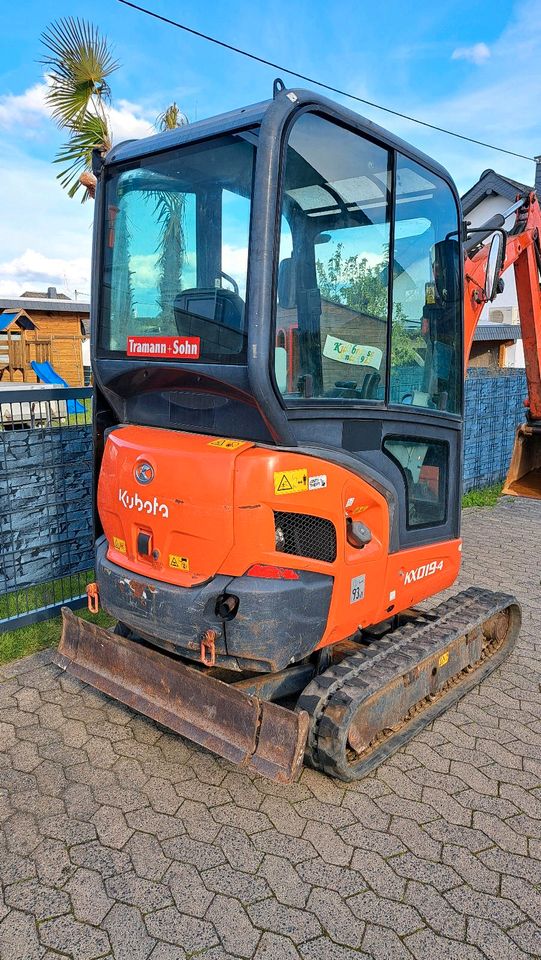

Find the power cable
[[118, 0, 534, 163]]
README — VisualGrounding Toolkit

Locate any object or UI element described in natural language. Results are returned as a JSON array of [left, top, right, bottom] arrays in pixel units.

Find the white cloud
[[451, 42, 491, 65], [0, 81, 50, 133], [0, 249, 91, 299], [0, 79, 156, 145], [108, 99, 156, 144]]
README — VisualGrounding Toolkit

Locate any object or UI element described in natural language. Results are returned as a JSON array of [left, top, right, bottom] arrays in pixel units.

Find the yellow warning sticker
[[113, 537, 126, 554], [169, 554, 190, 571], [208, 438, 246, 450], [274, 468, 308, 496], [438, 651, 450, 668]]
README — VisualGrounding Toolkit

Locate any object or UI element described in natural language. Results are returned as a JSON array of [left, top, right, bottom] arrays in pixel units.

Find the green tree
[[317, 243, 388, 317], [316, 243, 424, 365]]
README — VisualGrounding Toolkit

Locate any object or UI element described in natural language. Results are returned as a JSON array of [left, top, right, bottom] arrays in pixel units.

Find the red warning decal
[[127, 336, 200, 359]]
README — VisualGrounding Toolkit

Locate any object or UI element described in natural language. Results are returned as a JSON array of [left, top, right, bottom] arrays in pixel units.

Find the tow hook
[[201, 629, 217, 667], [86, 582, 100, 614]]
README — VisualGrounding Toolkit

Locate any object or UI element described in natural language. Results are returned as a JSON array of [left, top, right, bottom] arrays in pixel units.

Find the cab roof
[[106, 87, 456, 196]]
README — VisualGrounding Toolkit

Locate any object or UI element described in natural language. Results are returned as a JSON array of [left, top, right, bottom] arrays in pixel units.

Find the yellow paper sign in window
[[323, 334, 383, 369], [274, 468, 308, 495], [169, 554, 190, 571]]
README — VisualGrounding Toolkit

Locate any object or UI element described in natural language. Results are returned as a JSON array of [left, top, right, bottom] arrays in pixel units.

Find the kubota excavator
[[56, 83, 541, 782]]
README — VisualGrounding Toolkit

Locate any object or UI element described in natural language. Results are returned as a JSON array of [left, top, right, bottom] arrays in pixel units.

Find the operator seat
[[174, 288, 246, 358]]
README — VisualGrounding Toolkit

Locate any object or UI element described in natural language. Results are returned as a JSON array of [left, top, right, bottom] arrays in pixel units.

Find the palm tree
[[41, 19, 188, 328], [153, 104, 188, 321], [41, 17, 118, 200]]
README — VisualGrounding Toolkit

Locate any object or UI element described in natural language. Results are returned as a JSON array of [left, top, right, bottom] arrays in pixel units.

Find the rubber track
[[297, 587, 521, 782]]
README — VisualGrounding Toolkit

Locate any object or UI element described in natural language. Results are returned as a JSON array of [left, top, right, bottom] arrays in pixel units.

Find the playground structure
[[0, 306, 85, 385]]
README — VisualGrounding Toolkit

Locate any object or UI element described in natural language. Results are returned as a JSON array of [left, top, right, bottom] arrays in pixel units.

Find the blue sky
[[0, 0, 540, 297]]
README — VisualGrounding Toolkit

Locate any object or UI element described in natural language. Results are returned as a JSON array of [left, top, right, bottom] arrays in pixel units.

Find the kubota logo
[[135, 462, 154, 484], [118, 489, 169, 518]]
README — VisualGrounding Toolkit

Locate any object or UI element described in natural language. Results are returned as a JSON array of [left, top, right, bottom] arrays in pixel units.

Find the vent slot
[[274, 511, 337, 563]]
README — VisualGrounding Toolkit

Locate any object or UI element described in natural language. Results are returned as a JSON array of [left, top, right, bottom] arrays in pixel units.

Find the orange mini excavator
[[56, 83, 541, 782]]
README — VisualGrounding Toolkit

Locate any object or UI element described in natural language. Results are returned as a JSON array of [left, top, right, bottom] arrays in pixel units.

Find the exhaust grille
[[274, 511, 337, 563]]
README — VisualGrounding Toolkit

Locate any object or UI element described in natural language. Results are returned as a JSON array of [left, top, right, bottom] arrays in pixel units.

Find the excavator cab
[[56, 87, 520, 783]]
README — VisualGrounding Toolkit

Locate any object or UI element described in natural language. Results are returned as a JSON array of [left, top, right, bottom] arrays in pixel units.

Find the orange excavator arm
[[463, 169, 541, 494]]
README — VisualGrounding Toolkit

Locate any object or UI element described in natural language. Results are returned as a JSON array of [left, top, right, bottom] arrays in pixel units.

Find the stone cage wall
[[0, 373, 529, 628]]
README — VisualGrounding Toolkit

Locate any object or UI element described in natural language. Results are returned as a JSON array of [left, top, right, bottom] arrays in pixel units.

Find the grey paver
[[165, 861, 214, 916], [65, 867, 115, 925], [106, 871, 174, 913], [362, 923, 413, 959], [307, 887, 365, 948], [207, 894, 261, 958], [145, 906, 218, 951], [301, 937, 370, 960], [348, 889, 423, 937], [0, 909, 40, 960], [247, 898, 322, 944], [103, 903, 155, 960], [39, 914, 111, 960], [258, 854, 310, 908], [3, 878, 71, 920], [466, 917, 531, 960], [1, 497, 540, 959]]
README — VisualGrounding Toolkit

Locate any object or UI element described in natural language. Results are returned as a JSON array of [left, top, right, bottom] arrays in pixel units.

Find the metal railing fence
[[0, 385, 93, 633]]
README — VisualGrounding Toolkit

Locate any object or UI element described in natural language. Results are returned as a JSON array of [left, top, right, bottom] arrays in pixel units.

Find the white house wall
[[465, 193, 524, 367]]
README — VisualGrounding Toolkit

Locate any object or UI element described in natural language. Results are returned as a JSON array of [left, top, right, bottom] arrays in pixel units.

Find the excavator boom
[[464, 173, 541, 497]]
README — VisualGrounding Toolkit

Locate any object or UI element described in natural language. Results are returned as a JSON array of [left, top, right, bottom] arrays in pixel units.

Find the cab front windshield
[[275, 113, 462, 413], [99, 131, 255, 363]]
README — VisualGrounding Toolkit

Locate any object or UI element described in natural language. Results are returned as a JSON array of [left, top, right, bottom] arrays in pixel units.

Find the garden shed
[[0, 289, 88, 385]]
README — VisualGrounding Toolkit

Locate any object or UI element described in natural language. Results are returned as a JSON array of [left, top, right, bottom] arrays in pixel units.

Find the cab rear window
[[99, 132, 256, 364]]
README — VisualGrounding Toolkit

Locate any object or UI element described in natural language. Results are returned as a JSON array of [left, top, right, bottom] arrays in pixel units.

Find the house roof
[[462, 169, 532, 216], [472, 323, 520, 342], [20, 290, 71, 300], [0, 297, 89, 315]]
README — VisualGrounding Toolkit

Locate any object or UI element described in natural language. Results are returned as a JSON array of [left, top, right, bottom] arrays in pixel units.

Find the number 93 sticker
[[350, 574, 365, 604]]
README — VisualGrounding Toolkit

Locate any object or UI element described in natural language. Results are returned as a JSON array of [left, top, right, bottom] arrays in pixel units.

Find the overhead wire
[[117, 0, 534, 164]]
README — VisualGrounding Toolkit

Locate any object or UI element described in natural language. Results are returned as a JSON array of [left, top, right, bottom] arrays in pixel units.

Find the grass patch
[[0, 606, 114, 666], [0, 567, 113, 665], [462, 483, 503, 508], [0, 571, 92, 621]]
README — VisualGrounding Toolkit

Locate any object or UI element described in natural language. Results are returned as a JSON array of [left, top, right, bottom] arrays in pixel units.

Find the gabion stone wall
[[0, 370, 529, 607], [0, 424, 93, 594], [463, 368, 528, 491]]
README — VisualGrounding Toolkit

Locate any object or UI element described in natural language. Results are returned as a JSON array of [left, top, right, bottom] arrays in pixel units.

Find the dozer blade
[[503, 422, 541, 498], [55, 608, 309, 783]]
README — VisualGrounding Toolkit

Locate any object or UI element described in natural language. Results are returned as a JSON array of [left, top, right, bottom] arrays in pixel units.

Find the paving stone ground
[[1, 496, 541, 960]]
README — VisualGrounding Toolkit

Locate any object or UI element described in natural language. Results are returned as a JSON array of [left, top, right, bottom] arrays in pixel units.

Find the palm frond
[[41, 17, 118, 128], [156, 102, 188, 131], [54, 113, 110, 199]]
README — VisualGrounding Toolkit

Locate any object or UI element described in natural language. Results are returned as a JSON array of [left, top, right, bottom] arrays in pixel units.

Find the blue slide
[[31, 361, 85, 414]]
